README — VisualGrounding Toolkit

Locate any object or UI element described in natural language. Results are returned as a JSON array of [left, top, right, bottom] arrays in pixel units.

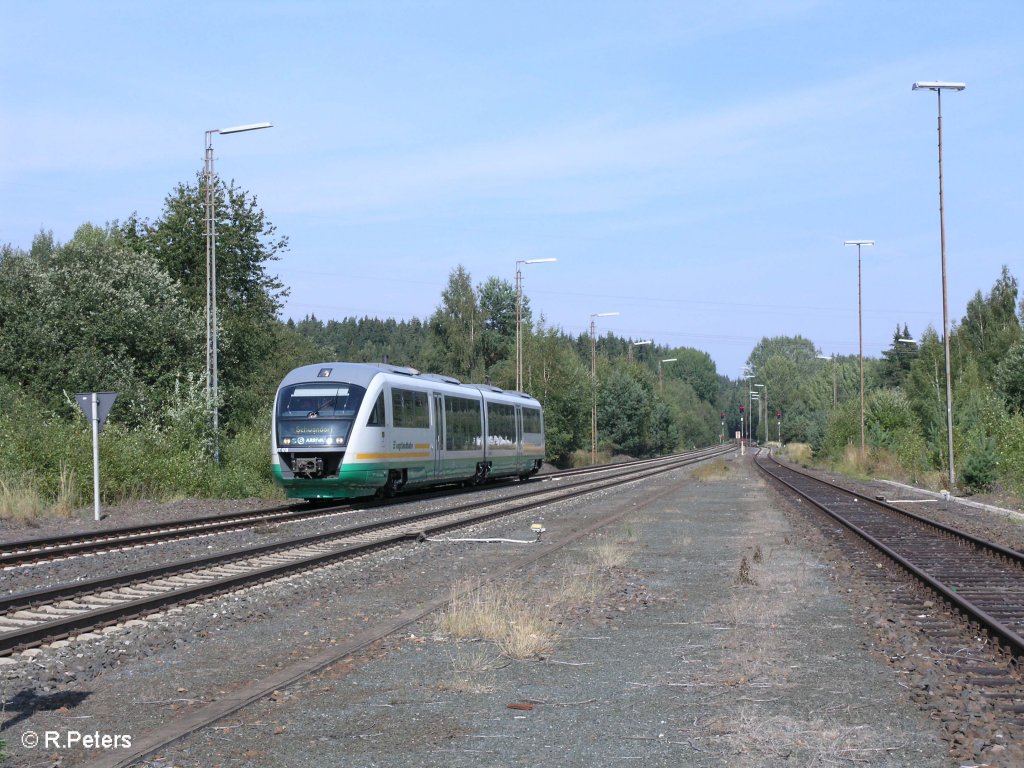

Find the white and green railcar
[[271, 362, 545, 499]]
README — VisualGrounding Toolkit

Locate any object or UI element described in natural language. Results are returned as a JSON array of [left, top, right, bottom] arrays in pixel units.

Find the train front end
[[271, 365, 386, 499]]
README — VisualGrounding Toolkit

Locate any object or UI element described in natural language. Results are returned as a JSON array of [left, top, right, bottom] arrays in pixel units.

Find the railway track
[[0, 445, 732, 656], [754, 449, 1024, 756], [754, 451, 1024, 655], [0, 450, 719, 570]]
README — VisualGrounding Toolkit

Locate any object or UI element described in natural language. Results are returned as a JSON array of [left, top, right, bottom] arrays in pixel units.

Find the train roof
[[276, 363, 540, 406], [276, 362, 419, 390]]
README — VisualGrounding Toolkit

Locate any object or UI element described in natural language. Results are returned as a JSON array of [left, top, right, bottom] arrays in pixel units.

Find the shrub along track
[[0, 446, 731, 658], [0, 451, 718, 569], [756, 450, 1024, 765]]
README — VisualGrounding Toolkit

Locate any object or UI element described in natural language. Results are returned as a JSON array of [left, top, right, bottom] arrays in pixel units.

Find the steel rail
[[82, 463, 696, 768], [755, 451, 1024, 655], [0, 449, 723, 568], [0, 445, 732, 655]]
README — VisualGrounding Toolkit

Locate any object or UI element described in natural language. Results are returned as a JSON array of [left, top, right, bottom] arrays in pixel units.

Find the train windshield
[[275, 383, 368, 448]]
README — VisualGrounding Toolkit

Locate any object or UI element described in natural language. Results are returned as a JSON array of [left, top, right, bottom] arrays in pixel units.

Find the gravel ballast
[[3, 453, 1005, 766]]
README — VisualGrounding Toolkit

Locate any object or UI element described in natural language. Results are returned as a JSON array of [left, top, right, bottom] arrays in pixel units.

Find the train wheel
[[470, 462, 488, 485], [381, 470, 404, 498]]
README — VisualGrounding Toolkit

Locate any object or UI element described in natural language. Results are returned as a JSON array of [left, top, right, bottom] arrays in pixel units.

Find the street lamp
[[659, 358, 677, 392], [204, 121, 272, 463], [754, 383, 767, 444], [751, 391, 761, 444], [913, 79, 964, 489], [844, 239, 874, 457], [744, 369, 755, 442], [628, 339, 653, 363], [515, 258, 556, 391], [590, 312, 619, 464]]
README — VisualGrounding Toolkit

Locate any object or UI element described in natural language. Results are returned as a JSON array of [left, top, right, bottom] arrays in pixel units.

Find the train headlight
[[335, 437, 345, 444], [282, 438, 292, 446]]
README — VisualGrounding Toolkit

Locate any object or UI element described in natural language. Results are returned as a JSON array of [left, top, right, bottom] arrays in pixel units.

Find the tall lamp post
[[754, 383, 767, 444], [914, 80, 965, 489], [744, 370, 755, 442], [659, 358, 677, 392], [515, 258, 556, 391], [628, 339, 652, 363], [843, 239, 874, 457], [204, 121, 272, 463], [590, 312, 619, 464], [750, 391, 761, 444]]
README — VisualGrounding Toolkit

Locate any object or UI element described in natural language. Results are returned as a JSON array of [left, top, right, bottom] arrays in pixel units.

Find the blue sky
[[3, 1, 1022, 379]]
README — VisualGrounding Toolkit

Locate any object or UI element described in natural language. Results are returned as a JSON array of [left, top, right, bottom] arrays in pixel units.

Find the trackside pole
[[75, 392, 118, 523], [91, 393, 101, 521]]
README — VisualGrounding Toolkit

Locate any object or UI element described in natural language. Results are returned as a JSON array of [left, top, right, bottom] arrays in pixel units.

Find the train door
[[433, 393, 444, 478], [515, 406, 524, 470]]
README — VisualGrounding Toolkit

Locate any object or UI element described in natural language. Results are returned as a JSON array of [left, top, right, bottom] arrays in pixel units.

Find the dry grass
[[735, 556, 756, 585], [703, 537, 826, 691], [568, 448, 619, 468], [616, 521, 640, 543], [435, 644, 503, 693], [0, 478, 47, 521], [861, 447, 947, 492], [833, 445, 948, 492], [436, 580, 557, 660], [555, 564, 605, 606], [52, 463, 78, 517], [0, 465, 77, 522], [780, 442, 813, 465], [591, 538, 628, 568], [436, 524, 638, 664], [691, 458, 730, 482], [702, 711, 908, 766]]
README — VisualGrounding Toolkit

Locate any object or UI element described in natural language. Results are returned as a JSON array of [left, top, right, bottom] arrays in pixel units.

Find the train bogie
[[271, 363, 545, 500]]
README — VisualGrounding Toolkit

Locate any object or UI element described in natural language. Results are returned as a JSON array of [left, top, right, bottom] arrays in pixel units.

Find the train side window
[[445, 396, 482, 450], [392, 387, 429, 429], [522, 407, 542, 434], [486, 402, 516, 446], [367, 392, 386, 427]]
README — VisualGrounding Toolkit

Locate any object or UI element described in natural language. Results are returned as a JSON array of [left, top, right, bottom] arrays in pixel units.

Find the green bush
[[996, 413, 1024, 495], [820, 400, 859, 459], [0, 377, 280, 517], [208, 422, 279, 499], [960, 436, 998, 494]]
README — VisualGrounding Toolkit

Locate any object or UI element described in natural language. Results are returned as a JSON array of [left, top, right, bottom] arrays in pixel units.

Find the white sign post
[[74, 392, 118, 522]]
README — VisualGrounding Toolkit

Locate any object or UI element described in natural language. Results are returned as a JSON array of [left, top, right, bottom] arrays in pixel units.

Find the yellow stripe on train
[[354, 452, 433, 460]]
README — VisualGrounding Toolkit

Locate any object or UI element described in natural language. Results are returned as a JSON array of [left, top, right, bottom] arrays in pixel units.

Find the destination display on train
[[277, 420, 351, 447]]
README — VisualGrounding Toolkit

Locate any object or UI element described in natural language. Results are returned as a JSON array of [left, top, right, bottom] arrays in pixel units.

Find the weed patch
[[436, 581, 556, 660], [692, 459, 730, 482], [735, 556, 756, 585]]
